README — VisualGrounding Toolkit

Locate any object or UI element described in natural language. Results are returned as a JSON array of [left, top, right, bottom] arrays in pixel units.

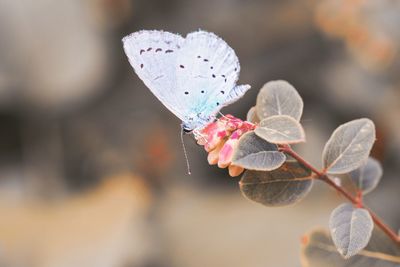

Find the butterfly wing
[[176, 31, 250, 130], [123, 30, 250, 130], [122, 30, 187, 121]]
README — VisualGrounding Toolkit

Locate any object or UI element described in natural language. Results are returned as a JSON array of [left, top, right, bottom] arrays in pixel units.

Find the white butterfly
[[122, 30, 250, 133]]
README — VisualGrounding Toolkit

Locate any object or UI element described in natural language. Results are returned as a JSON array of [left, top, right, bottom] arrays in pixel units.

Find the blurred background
[[0, 0, 399, 266]]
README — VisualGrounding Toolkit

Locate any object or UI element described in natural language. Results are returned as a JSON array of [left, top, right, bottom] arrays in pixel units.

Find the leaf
[[256, 80, 303, 121], [329, 203, 374, 258], [246, 106, 260, 123], [239, 161, 313, 206], [348, 157, 383, 195], [255, 115, 306, 144], [232, 131, 286, 171], [301, 228, 400, 267], [322, 118, 376, 174]]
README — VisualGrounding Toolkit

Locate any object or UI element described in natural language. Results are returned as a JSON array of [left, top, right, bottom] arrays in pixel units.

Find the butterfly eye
[[184, 91, 189, 95], [183, 128, 192, 134]]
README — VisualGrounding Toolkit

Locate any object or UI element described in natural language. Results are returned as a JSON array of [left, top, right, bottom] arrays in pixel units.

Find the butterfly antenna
[[180, 127, 192, 175]]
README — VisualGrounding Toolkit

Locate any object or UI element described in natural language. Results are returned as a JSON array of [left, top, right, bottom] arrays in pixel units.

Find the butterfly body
[[123, 30, 250, 132]]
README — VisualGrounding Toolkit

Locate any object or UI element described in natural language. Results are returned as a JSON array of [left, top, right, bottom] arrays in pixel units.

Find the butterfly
[[122, 30, 250, 133]]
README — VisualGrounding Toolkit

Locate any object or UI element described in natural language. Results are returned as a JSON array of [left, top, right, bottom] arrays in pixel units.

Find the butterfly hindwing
[[176, 31, 245, 126]]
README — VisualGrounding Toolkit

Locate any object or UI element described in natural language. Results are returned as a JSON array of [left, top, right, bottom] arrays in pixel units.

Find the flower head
[[195, 115, 255, 177]]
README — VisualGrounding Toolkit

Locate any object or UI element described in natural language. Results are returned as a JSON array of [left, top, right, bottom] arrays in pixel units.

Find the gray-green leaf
[[302, 228, 400, 267], [256, 80, 303, 121], [322, 118, 376, 174], [255, 115, 305, 144], [232, 131, 286, 171], [348, 157, 383, 195], [239, 161, 313, 206], [246, 106, 260, 123], [329, 203, 374, 258]]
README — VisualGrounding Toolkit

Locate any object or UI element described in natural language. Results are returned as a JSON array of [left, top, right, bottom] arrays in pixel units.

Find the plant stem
[[279, 144, 400, 244]]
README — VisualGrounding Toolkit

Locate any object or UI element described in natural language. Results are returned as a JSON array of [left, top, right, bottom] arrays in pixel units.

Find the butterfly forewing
[[122, 30, 188, 121]]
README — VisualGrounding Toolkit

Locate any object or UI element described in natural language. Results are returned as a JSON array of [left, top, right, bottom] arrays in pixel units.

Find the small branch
[[279, 144, 400, 244], [279, 145, 323, 176]]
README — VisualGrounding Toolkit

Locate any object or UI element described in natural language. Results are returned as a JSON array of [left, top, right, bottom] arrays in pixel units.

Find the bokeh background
[[0, 0, 399, 266]]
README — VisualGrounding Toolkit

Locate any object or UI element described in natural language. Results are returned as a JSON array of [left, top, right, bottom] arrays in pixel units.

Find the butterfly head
[[181, 119, 198, 134], [182, 124, 193, 134]]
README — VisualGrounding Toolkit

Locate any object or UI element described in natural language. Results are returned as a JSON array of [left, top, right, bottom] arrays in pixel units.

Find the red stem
[[279, 144, 400, 244]]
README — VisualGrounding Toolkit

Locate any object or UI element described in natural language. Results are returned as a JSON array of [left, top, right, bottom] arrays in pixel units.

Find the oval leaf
[[256, 80, 303, 121], [255, 115, 306, 144], [232, 131, 286, 171], [239, 161, 313, 206], [349, 157, 383, 195], [246, 106, 260, 123], [329, 203, 374, 259], [301, 228, 400, 267], [322, 118, 376, 174]]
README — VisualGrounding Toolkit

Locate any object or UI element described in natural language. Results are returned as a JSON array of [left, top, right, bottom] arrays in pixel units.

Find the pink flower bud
[[207, 142, 224, 165], [228, 165, 245, 177], [218, 129, 242, 168]]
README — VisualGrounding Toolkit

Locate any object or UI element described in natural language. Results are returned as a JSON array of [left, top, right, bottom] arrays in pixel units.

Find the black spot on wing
[[156, 48, 162, 52]]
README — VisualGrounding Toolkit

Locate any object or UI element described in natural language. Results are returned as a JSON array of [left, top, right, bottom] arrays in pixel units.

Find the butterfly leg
[[218, 111, 229, 120]]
